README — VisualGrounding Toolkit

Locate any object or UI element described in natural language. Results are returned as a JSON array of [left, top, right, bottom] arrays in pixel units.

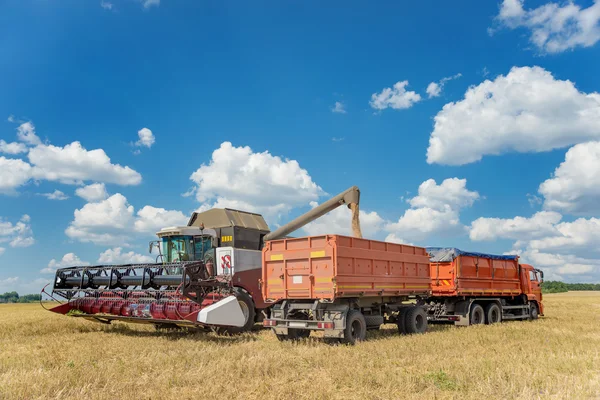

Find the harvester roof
[[187, 208, 270, 232]]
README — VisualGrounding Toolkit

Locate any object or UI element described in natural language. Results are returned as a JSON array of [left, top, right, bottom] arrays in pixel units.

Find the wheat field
[[1, 292, 599, 400]]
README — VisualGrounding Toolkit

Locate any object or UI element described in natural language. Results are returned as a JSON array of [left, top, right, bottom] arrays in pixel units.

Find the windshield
[[161, 235, 213, 263]]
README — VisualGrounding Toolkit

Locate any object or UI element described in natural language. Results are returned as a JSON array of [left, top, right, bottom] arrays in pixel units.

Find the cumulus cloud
[[331, 101, 347, 114], [135, 128, 155, 149], [134, 206, 188, 234], [141, 0, 159, 8], [0, 215, 35, 248], [75, 183, 108, 202], [493, 0, 600, 53], [42, 253, 89, 274], [16, 122, 42, 146], [98, 247, 154, 264], [0, 140, 27, 155], [427, 66, 600, 165], [426, 73, 462, 98], [0, 157, 32, 194], [100, 1, 113, 10], [40, 190, 69, 201], [190, 142, 323, 222], [469, 211, 562, 242], [66, 193, 187, 245], [539, 141, 600, 216], [302, 201, 384, 238], [29, 142, 142, 185], [385, 178, 479, 242], [0, 277, 50, 295], [370, 81, 422, 110]]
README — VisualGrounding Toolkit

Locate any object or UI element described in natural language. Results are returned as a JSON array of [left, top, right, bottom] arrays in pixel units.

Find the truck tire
[[397, 308, 408, 334], [469, 304, 485, 325], [484, 303, 502, 324], [529, 303, 539, 320], [276, 312, 311, 341], [215, 289, 256, 335], [341, 310, 367, 345], [404, 306, 427, 334]]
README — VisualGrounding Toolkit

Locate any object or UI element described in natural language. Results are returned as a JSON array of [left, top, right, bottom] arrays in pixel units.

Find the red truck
[[425, 248, 544, 325]]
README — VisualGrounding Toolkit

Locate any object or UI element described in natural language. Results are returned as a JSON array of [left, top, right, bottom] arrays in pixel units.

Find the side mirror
[[148, 242, 154, 254], [212, 237, 219, 248]]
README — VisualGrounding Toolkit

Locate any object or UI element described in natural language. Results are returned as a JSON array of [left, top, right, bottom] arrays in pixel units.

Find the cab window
[[529, 270, 537, 281]]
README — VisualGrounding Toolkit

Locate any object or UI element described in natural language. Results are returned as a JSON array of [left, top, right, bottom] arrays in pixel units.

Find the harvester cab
[[152, 226, 218, 264]]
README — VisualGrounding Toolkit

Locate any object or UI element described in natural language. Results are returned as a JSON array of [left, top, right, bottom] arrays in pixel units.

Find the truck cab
[[520, 263, 544, 315]]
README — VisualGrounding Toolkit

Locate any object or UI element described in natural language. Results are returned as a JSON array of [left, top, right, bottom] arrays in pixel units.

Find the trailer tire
[[215, 289, 256, 335], [397, 308, 408, 335], [469, 304, 485, 325], [404, 306, 427, 334], [529, 303, 539, 320], [341, 310, 367, 345], [277, 312, 311, 341], [484, 303, 502, 324]]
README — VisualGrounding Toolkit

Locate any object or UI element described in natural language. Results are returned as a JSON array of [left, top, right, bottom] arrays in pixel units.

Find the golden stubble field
[[1, 292, 599, 400]]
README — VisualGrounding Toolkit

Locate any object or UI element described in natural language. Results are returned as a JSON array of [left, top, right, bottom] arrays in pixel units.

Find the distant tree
[[542, 281, 600, 293], [0, 292, 41, 303]]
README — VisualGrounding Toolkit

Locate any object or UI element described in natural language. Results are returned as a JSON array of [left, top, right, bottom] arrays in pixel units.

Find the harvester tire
[[484, 303, 501, 324], [469, 304, 485, 325], [215, 289, 256, 335], [529, 303, 539, 320], [341, 310, 366, 345], [404, 306, 427, 334], [397, 308, 408, 335]]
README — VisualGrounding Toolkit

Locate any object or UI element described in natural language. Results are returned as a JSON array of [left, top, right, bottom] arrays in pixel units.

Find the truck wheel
[[215, 289, 256, 335], [341, 310, 367, 345], [484, 303, 501, 324], [469, 304, 485, 325], [397, 308, 408, 334], [529, 303, 539, 320], [404, 306, 427, 334]]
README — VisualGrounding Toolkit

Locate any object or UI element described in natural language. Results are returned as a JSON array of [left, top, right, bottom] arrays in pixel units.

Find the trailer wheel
[[341, 310, 367, 345], [215, 289, 256, 335], [529, 303, 539, 320], [276, 312, 310, 341], [396, 308, 408, 334], [469, 304, 485, 325], [484, 303, 502, 324], [404, 306, 427, 334]]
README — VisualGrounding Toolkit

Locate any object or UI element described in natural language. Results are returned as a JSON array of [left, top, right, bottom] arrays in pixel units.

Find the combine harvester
[[45, 187, 363, 333]]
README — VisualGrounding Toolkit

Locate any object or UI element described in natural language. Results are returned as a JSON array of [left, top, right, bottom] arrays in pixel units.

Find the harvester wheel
[[396, 308, 408, 335], [215, 289, 256, 335], [469, 304, 485, 325], [529, 303, 539, 320], [484, 303, 501, 324], [404, 306, 427, 334], [341, 310, 366, 345]]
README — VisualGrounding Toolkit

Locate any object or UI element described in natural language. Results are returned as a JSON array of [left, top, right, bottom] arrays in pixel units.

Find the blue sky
[[2, 0, 600, 293]]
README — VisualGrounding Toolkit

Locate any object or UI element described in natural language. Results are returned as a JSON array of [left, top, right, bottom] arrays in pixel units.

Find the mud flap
[[197, 296, 245, 327]]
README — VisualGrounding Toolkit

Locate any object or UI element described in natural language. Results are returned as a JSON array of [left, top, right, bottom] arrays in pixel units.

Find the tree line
[[0, 292, 42, 303], [542, 281, 600, 293]]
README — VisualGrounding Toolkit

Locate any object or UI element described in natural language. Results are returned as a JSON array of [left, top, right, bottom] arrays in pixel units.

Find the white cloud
[[16, 122, 42, 146], [0, 277, 50, 295], [539, 141, 600, 216], [469, 211, 562, 241], [75, 183, 108, 202], [0, 157, 32, 194], [29, 141, 142, 185], [0, 215, 34, 249], [528, 217, 600, 254], [302, 201, 384, 238], [331, 101, 347, 114], [385, 178, 479, 242], [494, 0, 600, 53], [426, 73, 462, 98], [190, 142, 323, 221], [7, 115, 15, 123], [0, 140, 27, 155], [384, 233, 413, 245], [427, 66, 600, 165], [40, 190, 69, 201], [66, 193, 187, 245], [65, 194, 134, 245], [98, 247, 154, 264], [100, 1, 113, 10], [369, 80, 422, 110], [135, 128, 155, 149], [0, 247, 5, 256], [42, 253, 89, 274], [134, 206, 188, 234], [142, 0, 160, 8]]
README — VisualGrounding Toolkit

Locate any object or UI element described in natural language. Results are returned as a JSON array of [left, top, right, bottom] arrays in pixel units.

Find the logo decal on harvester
[[221, 254, 232, 273]]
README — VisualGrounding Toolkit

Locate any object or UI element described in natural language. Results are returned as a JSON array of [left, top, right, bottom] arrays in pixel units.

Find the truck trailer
[[425, 248, 544, 326]]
